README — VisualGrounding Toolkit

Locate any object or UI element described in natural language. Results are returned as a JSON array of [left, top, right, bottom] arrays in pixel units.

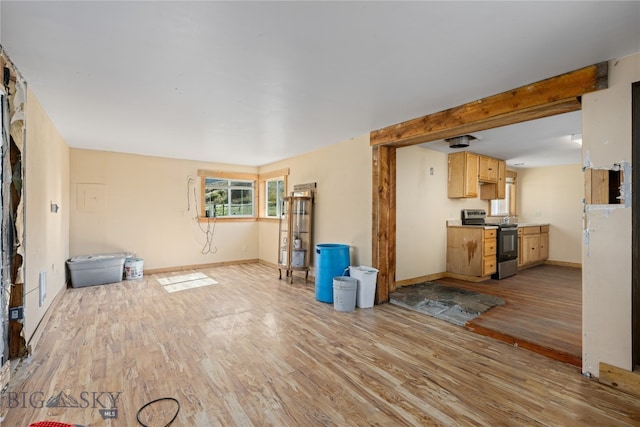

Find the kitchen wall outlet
[[534, 210, 542, 217], [39, 271, 47, 307], [429, 167, 434, 176]]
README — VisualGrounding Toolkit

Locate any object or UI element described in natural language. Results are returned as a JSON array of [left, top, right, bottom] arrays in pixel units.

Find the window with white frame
[[203, 177, 255, 218], [490, 176, 516, 216], [265, 178, 285, 218], [257, 168, 289, 219]]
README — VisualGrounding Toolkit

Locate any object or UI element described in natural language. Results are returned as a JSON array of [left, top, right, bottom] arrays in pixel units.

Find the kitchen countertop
[[446, 219, 548, 228], [447, 224, 499, 229]]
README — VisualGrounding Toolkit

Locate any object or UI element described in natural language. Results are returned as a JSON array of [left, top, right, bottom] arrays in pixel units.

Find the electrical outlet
[[9, 306, 23, 320]]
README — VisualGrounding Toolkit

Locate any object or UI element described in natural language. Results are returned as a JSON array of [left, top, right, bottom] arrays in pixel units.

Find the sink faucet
[[503, 215, 511, 224]]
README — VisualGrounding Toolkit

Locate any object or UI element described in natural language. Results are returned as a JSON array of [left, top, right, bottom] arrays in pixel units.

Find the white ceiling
[[1, 1, 639, 167], [422, 111, 584, 169]]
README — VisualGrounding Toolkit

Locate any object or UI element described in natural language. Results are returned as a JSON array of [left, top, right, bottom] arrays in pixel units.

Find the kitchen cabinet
[[539, 226, 549, 260], [447, 226, 497, 280], [278, 195, 313, 283], [448, 152, 479, 198], [449, 152, 507, 199], [521, 233, 540, 265], [478, 155, 499, 183], [518, 225, 549, 268], [517, 231, 524, 267], [480, 159, 506, 200]]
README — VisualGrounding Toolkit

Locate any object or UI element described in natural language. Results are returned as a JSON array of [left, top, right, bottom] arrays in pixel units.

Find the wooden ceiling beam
[[370, 61, 608, 147]]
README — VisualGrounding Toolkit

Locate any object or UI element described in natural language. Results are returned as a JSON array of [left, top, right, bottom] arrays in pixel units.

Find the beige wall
[[581, 53, 638, 377], [25, 90, 70, 343], [69, 149, 259, 270], [517, 164, 583, 264], [258, 134, 372, 270], [71, 133, 372, 280], [395, 146, 487, 281]]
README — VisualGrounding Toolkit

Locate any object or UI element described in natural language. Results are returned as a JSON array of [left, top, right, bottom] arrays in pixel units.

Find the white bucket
[[332, 276, 357, 312], [349, 266, 379, 308], [124, 258, 144, 280]]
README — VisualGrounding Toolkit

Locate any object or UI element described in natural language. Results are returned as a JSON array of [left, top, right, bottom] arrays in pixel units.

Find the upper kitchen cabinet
[[478, 156, 499, 183], [448, 152, 479, 198], [480, 159, 506, 200]]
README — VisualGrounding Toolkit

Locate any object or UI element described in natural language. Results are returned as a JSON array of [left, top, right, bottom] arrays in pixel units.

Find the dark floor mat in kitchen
[[389, 282, 505, 327]]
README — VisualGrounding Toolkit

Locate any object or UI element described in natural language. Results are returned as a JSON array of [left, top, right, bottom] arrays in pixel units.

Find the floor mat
[[157, 272, 218, 293], [390, 282, 504, 327]]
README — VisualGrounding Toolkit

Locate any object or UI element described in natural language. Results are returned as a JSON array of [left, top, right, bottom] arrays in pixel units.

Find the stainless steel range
[[461, 209, 518, 280], [460, 209, 489, 226]]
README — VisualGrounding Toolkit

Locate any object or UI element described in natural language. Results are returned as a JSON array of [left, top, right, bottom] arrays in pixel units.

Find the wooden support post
[[372, 145, 396, 302]]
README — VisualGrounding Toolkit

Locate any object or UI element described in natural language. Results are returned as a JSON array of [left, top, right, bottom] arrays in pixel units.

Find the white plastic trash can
[[332, 276, 357, 312], [349, 266, 379, 308]]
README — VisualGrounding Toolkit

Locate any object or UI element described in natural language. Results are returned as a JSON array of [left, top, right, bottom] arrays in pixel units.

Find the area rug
[[390, 282, 505, 327], [157, 272, 218, 293]]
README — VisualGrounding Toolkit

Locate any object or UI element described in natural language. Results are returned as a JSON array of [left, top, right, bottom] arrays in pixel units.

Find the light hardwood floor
[[2, 263, 639, 426]]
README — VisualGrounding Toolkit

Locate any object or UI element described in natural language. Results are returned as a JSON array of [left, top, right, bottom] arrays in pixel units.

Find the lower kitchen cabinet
[[447, 226, 497, 281], [518, 225, 549, 268], [539, 229, 549, 260]]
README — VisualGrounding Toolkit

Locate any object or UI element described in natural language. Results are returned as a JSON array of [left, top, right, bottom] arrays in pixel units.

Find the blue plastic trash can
[[315, 244, 350, 303]]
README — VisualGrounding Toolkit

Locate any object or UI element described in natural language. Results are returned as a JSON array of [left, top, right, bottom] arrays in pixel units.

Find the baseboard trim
[[443, 272, 492, 283], [145, 259, 260, 275], [258, 259, 279, 269], [544, 260, 582, 269], [394, 272, 448, 288], [394, 271, 498, 288]]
